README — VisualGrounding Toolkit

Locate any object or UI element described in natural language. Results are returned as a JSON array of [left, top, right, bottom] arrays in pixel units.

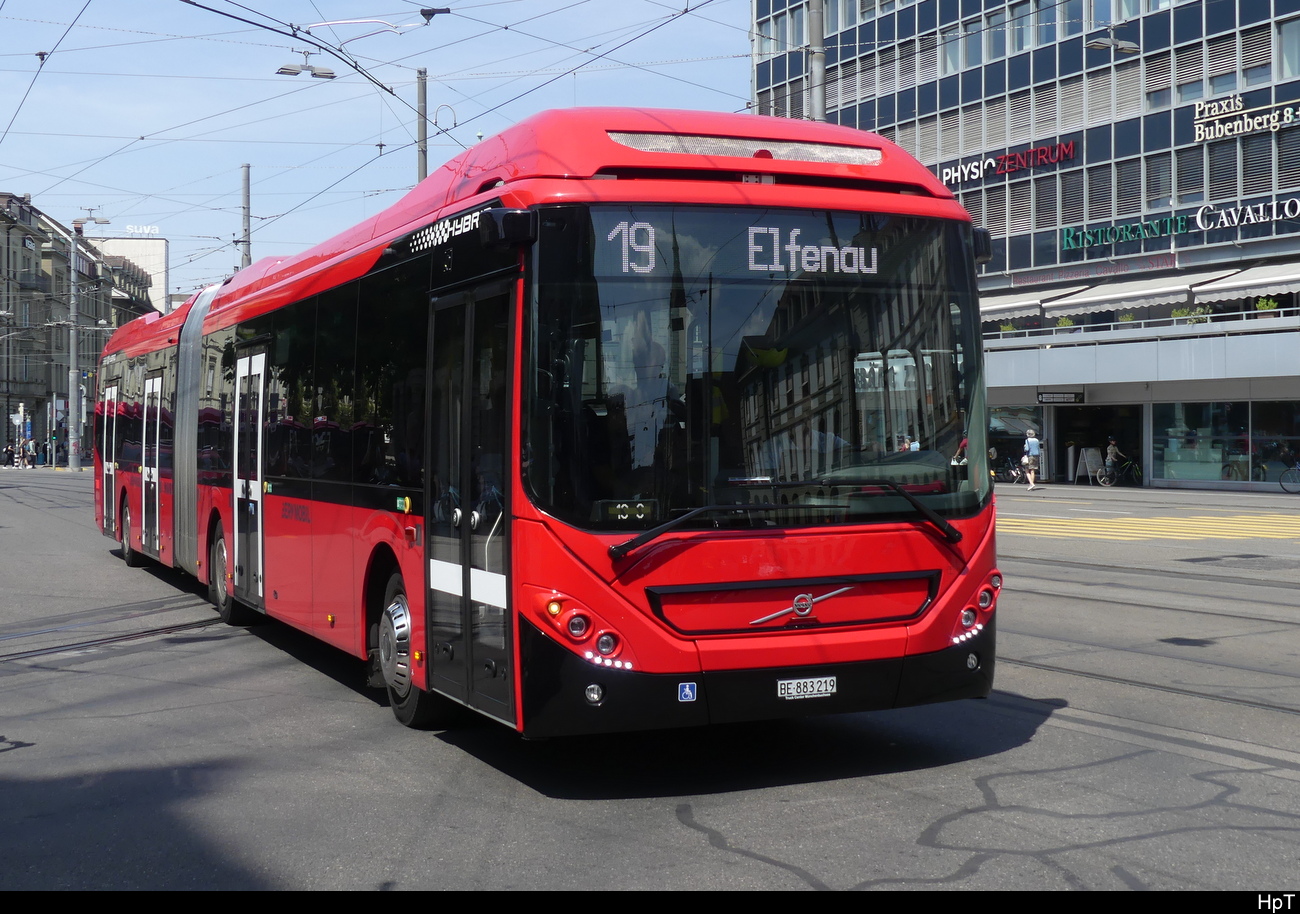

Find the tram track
[[998, 582, 1300, 629], [0, 596, 217, 641], [998, 551, 1300, 594], [999, 654, 1300, 717], [0, 618, 223, 664], [997, 554, 1300, 627]]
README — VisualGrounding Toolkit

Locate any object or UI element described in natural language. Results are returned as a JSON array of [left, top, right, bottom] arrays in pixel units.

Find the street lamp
[[276, 49, 336, 79], [1085, 23, 1140, 55], [282, 9, 453, 180], [1, 310, 17, 452]]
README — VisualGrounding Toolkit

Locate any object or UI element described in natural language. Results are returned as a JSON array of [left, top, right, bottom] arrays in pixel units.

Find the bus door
[[100, 384, 118, 536], [232, 351, 267, 608], [426, 283, 514, 724], [141, 373, 163, 556]]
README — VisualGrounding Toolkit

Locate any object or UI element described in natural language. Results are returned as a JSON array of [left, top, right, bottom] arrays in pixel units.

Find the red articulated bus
[[94, 108, 1000, 737]]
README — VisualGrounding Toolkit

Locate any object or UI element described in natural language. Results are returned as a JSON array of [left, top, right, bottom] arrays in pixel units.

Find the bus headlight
[[567, 614, 590, 639]]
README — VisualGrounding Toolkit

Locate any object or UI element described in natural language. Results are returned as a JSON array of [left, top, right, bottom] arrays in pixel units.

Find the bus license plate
[[777, 676, 837, 700]]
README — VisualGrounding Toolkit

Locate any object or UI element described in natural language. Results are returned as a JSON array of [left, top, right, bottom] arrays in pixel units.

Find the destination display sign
[[590, 207, 888, 281]]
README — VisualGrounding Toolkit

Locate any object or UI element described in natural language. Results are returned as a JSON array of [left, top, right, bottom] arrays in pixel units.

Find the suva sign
[[125, 225, 161, 234]]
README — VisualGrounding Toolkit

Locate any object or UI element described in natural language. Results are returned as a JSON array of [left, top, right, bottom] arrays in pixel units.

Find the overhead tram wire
[[27, 73, 344, 197], [178, 0, 397, 96], [249, 141, 417, 238], [164, 1, 724, 279], [370, 3, 742, 110], [22, 3, 730, 288], [179, 0, 732, 175], [179, 1, 732, 165], [0, 0, 93, 150], [446, 6, 748, 106], [444, 0, 725, 135], [27, 72, 403, 226], [179, 0, 468, 151]]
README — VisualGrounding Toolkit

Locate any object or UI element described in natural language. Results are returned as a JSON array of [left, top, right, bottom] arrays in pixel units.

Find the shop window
[[1252, 402, 1300, 483], [1151, 401, 1249, 482]]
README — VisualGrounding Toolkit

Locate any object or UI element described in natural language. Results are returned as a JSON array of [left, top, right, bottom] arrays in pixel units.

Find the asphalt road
[[1, 469, 1297, 890]]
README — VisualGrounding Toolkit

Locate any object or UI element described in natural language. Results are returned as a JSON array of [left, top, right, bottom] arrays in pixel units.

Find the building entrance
[[1055, 405, 1142, 483]]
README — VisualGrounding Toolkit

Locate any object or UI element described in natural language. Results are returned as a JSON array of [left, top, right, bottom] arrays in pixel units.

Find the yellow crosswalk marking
[[997, 514, 1300, 541]]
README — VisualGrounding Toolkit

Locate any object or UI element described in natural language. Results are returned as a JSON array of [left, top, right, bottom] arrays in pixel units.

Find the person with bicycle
[[1099, 436, 1127, 486], [1105, 436, 1126, 472]]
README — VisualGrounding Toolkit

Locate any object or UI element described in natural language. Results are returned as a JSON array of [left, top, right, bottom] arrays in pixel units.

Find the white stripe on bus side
[[428, 559, 508, 610]]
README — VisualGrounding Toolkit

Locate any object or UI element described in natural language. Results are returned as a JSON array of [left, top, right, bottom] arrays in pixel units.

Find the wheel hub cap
[[379, 597, 413, 697]]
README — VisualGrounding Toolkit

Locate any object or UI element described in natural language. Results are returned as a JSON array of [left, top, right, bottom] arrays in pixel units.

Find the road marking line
[[998, 513, 1300, 541]]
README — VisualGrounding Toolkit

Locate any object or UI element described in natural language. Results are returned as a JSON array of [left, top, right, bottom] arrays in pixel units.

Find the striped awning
[[980, 285, 1089, 321], [1192, 263, 1300, 303], [1042, 270, 1238, 317]]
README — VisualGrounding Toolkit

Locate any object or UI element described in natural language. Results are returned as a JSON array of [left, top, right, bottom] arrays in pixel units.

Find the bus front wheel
[[379, 572, 458, 729], [209, 529, 256, 625]]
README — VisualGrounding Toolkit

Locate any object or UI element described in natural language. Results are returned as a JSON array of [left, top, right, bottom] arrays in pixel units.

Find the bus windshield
[[526, 204, 989, 532]]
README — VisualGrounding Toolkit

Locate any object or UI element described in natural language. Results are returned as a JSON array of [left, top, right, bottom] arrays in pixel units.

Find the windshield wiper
[[608, 481, 961, 562], [608, 504, 780, 561], [847, 479, 963, 544]]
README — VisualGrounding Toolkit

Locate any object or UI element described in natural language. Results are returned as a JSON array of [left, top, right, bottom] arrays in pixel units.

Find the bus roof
[[106, 108, 967, 354]]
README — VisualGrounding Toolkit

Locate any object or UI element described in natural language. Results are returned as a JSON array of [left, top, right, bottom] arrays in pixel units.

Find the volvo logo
[[750, 586, 854, 626]]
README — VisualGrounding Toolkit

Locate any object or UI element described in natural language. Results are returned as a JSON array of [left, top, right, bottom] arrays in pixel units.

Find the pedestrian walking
[[1023, 428, 1042, 490]]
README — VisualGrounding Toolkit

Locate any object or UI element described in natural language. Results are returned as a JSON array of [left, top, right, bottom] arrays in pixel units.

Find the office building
[[753, 0, 1300, 486]]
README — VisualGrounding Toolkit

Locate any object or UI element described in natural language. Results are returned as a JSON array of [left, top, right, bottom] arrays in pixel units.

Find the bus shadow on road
[[206, 613, 1061, 798], [0, 763, 271, 890], [432, 692, 1059, 800], [183, 609, 1062, 799]]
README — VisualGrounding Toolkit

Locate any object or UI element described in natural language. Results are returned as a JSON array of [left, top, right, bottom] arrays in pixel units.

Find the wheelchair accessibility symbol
[[678, 682, 697, 703]]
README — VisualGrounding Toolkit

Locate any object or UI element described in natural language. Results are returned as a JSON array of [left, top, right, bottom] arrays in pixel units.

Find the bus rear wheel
[[120, 501, 144, 567], [379, 571, 458, 729]]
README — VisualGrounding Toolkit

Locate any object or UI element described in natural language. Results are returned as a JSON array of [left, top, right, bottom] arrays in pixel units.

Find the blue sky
[[0, 0, 752, 297]]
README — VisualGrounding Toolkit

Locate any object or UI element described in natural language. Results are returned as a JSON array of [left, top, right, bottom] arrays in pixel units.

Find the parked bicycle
[[1221, 460, 1267, 482], [1096, 459, 1141, 487], [994, 456, 1027, 484], [1280, 460, 1300, 494]]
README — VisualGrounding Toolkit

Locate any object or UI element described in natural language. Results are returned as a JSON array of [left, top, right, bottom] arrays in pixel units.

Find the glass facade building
[[753, 0, 1300, 488]]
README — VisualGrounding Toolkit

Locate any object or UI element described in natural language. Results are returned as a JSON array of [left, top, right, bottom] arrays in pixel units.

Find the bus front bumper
[[519, 617, 995, 738]]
